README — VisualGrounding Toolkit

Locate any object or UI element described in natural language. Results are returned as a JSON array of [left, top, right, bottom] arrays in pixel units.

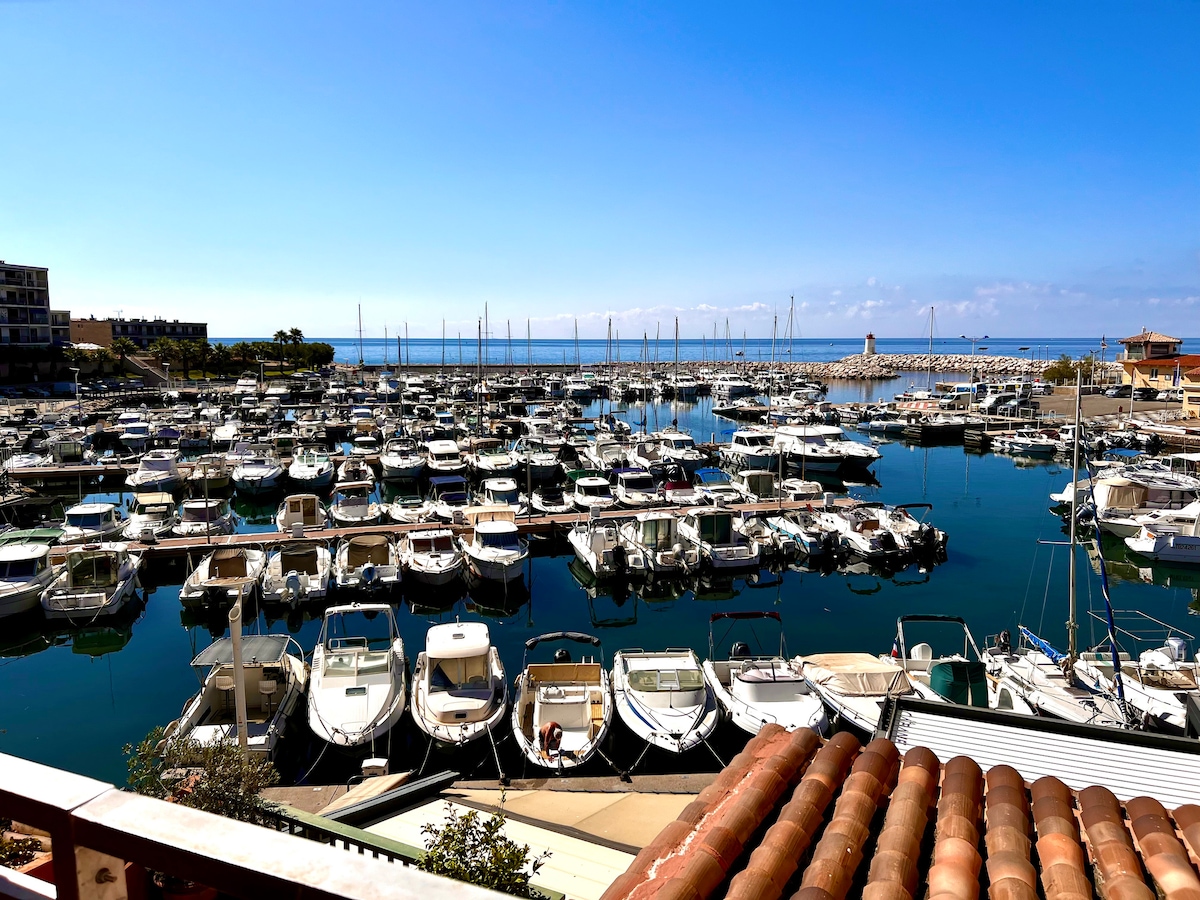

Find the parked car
[[998, 398, 1039, 415], [1104, 384, 1132, 398], [1030, 383, 1054, 396], [1156, 388, 1184, 402], [1132, 387, 1160, 402]]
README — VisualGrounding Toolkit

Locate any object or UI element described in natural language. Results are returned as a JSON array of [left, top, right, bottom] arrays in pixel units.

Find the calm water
[[1, 397, 1196, 784], [212, 336, 1141, 368]]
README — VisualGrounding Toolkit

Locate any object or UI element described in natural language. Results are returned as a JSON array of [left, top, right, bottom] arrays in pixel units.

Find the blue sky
[[2, 2, 1197, 340]]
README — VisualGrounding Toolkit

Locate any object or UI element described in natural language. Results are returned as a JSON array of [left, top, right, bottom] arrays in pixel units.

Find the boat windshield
[[67, 512, 106, 528], [698, 515, 732, 545], [183, 505, 225, 523], [415, 534, 455, 553], [322, 610, 394, 675], [489, 488, 519, 504], [580, 482, 612, 498], [136, 503, 173, 517], [627, 668, 704, 692], [68, 553, 118, 588], [428, 652, 489, 693], [0, 559, 39, 579], [640, 517, 676, 549], [622, 474, 655, 491], [480, 531, 521, 551], [666, 437, 695, 449], [737, 434, 772, 447]]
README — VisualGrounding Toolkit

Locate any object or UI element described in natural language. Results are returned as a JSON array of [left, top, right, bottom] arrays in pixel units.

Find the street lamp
[[256, 357, 265, 389], [164, 363, 170, 391], [69, 367, 80, 423], [961, 334, 990, 382], [1018, 346, 1031, 374]]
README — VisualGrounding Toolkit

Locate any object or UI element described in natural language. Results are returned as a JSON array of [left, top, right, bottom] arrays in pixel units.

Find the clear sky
[[2, 2, 1197, 341]]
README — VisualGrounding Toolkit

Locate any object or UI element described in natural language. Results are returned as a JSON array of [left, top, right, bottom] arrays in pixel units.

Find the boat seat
[[910, 642, 934, 662], [215, 675, 236, 715], [259, 679, 278, 715]]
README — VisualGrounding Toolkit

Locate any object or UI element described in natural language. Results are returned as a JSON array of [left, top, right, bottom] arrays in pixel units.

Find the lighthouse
[[864, 333, 877, 355]]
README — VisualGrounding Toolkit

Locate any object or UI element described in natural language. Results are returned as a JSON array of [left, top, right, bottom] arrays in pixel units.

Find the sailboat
[[983, 372, 1130, 728]]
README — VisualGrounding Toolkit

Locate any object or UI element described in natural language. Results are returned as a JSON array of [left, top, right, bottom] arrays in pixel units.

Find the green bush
[[417, 800, 550, 897], [0, 818, 42, 869]]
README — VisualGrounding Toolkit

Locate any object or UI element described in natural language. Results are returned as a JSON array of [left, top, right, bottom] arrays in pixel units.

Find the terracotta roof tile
[[1120, 331, 1182, 344], [608, 736, 1200, 900]]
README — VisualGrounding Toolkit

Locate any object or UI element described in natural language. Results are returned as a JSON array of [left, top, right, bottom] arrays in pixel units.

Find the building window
[[1151, 368, 1159, 380]]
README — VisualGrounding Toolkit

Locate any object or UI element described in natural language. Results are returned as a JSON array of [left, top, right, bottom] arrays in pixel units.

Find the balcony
[[0, 751, 504, 900]]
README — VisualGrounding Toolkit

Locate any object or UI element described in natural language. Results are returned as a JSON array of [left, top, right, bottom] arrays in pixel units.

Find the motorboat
[[612, 468, 661, 509], [125, 449, 183, 491], [308, 603, 407, 749], [61, 503, 125, 545], [512, 438, 560, 484], [702, 612, 827, 735], [477, 477, 528, 517], [179, 546, 267, 607], [511, 632, 612, 771], [163, 634, 308, 761], [460, 507, 529, 584], [336, 456, 376, 487], [427, 475, 471, 522], [123, 492, 179, 541], [230, 446, 285, 495], [880, 615, 995, 710], [678, 507, 760, 569], [572, 474, 617, 512], [660, 466, 703, 506], [385, 483, 432, 524], [813, 503, 908, 562], [0, 542, 62, 619], [173, 498, 236, 538], [567, 519, 629, 580], [693, 468, 741, 505], [425, 439, 467, 476], [798, 651, 918, 734], [657, 430, 705, 475], [275, 494, 328, 533], [617, 511, 698, 576], [464, 438, 520, 479], [398, 528, 463, 586], [530, 484, 575, 515], [379, 437, 427, 480], [730, 470, 782, 503], [411, 620, 508, 747], [763, 509, 839, 558], [40, 543, 143, 622], [612, 647, 720, 753], [1091, 471, 1200, 537], [992, 429, 1058, 457], [260, 541, 332, 606], [333, 534, 401, 592], [329, 482, 383, 527], [188, 454, 231, 492], [719, 430, 778, 472], [287, 445, 335, 491], [349, 434, 381, 458]]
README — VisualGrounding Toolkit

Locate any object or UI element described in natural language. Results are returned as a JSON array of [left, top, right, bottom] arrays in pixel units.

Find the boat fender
[[539, 722, 563, 754]]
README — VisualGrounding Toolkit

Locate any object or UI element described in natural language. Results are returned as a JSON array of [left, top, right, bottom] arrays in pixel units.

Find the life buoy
[[539, 721, 563, 754]]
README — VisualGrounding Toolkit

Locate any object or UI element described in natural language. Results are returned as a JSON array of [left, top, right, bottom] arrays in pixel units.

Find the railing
[[0, 752, 505, 900]]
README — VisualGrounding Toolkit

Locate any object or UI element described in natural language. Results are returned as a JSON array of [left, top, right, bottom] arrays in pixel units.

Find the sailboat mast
[[404, 322, 409, 373], [441, 319, 446, 372], [357, 304, 364, 367], [1068, 366, 1081, 662], [384, 325, 388, 367], [927, 306, 934, 390], [574, 319, 580, 373], [526, 319, 531, 370]]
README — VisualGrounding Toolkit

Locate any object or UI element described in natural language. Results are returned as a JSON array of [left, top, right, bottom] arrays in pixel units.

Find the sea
[[1, 393, 1196, 786], [212, 336, 1127, 368]]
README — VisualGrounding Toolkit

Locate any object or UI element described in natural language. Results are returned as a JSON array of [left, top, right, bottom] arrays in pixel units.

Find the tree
[[230, 341, 254, 369], [111, 337, 138, 368], [148, 338, 179, 368], [417, 801, 549, 897], [189, 340, 211, 378], [1043, 353, 1097, 385], [89, 347, 115, 374], [273, 330, 289, 371], [211, 342, 233, 377]]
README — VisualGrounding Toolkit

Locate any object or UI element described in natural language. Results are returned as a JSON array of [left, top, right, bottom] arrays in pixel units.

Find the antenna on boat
[[1067, 366, 1080, 663]]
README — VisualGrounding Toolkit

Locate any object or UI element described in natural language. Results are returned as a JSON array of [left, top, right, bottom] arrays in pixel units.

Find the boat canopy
[[525, 631, 601, 650], [803, 652, 915, 697], [427, 621, 491, 659], [133, 492, 175, 508], [191, 634, 290, 668], [346, 534, 389, 567]]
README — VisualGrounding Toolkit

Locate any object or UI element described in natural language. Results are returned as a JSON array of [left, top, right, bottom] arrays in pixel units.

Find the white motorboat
[[719, 430, 778, 472], [125, 449, 183, 491], [0, 542, 63, 619], [336, 456, 376, 487], [287, 445, 335, 491], [813, 503, 909, 563], [40, 543, 143, 622], [427, 475, 471, 522], [702, 612, 827, 735], [477, 477, 527, 517], [617, 511, 698, 576], [730, 470, 781, 503], [188, 454, 231, 491], [425, 439, 467, 476], [379, 437, 426, 480], [613, 468, 661, 509], [661, 467, 703, 506], [173, 498, 236, 538], [612, 648, 720, 753], [308, 603, 407, 749], [411, 620, 508, 747], [771, 425, 856, 473], [511, 632, 612, 771], [572, 475, 617, 512], [460, 507, 529, 584], [231, 446, 286, 495], [693, 468, 741, 505], [123, 492, 179, 541], [1125, 523, 1200, 565], [61, 503, 125, 545], [275, 494, 328, 533], [329, 482, 382, 527], [386, 484, 433, 524], [464, 438, 520, 479], [398, 528, 463, 586], [1092, 471, 1200, 537], [658, 431, 704, 475], [798, 651, 918, 734], [530, 485, 575, 515], [567, 519, 630, 580], [333, 534, 401, 592], [512, 439, 560, 484], [678, 507, 760, 569], [260, 541, 332, 606], [992, 429, 1058, 457], [163, 634, 308, 761], [179, 546, 266, 607], [763, 510, 839, 558], [881, 615, 997, 710]]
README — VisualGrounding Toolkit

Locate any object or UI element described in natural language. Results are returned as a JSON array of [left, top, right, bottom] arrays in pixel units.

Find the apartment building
[[0, 260, 59, 346], [70, 315, 209, 349]]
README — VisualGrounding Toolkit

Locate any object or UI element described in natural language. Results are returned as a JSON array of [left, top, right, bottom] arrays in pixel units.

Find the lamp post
[[960, 334, 989, 382], [164, 363, 170, 391], [69, 367, 80, 423], [1018, 346, 1031, 377], [256, 357, 265, 390]]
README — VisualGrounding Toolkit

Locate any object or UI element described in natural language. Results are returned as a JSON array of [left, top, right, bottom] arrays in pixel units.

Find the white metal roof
[[0, 543, 50, 561], [426, 621, 491, 659], [883, 699, 1200, 808], [65, 502, 116, 514]]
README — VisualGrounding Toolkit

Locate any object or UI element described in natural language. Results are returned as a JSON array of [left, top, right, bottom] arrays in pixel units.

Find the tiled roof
[[1120, 331, 1182, 344], [602, 726, 1200, 900], [1124, 354, 1200, 369]]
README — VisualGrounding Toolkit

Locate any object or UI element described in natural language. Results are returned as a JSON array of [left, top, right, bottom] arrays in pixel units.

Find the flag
[[1100, 335, 1107, 350], [891, 637, 901, 658], [1175, 362, 1182, 387]]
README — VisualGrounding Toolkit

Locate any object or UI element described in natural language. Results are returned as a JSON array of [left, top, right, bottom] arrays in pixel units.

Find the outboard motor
[[731, 641, 752, 659], [996, 629, 1012, 655], [612, 544, 626, 572], [553, 648, 572, 664]]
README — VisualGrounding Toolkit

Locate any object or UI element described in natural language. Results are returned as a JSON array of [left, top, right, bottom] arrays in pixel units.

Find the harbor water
[[1, 394, 1196, 785]]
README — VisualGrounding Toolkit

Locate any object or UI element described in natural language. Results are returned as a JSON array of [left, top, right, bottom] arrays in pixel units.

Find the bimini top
[[0, 543, 51, 562], [426, 621, 491, 660], [475, 519, 518, 535], [191, 634, 290, 668]]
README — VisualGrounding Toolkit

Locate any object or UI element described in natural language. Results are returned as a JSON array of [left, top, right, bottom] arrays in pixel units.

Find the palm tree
[[272, 330, 289, 373], [211, 343, 232, 377], [110, 337, 138, 365], [230, 342, 254, 370], [190, 341, 211, 379], [288, 327, 304, 346], [148, 338, 179, 368], [90, 347, 116, 374]]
